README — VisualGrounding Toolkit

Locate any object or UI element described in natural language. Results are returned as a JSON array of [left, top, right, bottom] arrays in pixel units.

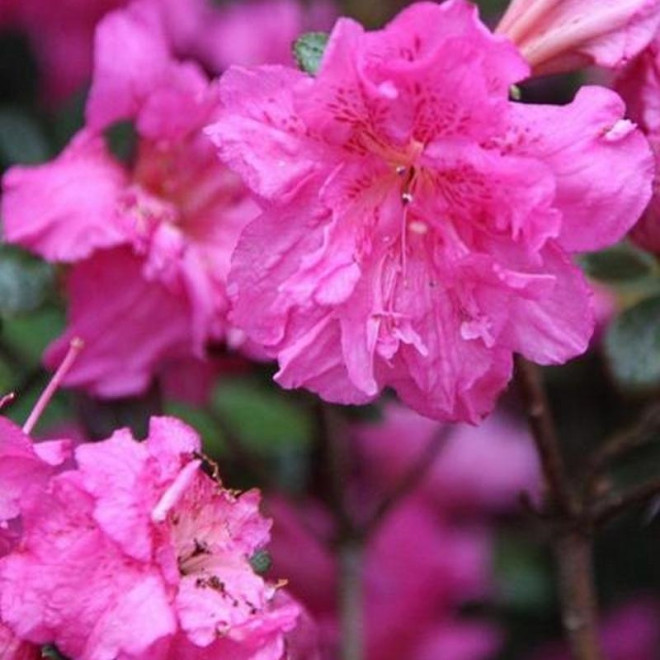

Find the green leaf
[[578, 243, 656, 283], [604, 294, 660, 390], [249, 549, 272, 575], [212, 379, 313, 454], [293, 32, 329, 75], [0, 108, 50, 165], [494, 535, 552, 612], [0, 246, 55, 316], [103, 120, 137, 164], [41, 645, 69, 660]]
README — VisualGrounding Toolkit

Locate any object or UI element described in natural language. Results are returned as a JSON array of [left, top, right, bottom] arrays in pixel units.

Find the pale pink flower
[[0, 416, 299, 659], [2, 2, 260, 398], [496, 0, 660, 76], [208, 0, 653, 422]]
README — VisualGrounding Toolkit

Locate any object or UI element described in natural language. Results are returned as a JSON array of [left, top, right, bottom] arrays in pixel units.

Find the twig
[[361, 423, 451, 534], [591, 477, 660, 526], [515, 356, 576, 517], [584, 403, 660, 496]]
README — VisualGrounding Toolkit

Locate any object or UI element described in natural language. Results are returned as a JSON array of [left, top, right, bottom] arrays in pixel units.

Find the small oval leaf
[[293, 32, 329, 75], [579, 243, 656, 283], [0, 245, 54, 316], [604, 295, 660, 390]]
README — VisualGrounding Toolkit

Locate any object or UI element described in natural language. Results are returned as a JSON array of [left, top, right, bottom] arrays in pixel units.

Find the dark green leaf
[[293, 32, 329, 75], [249, 549, 272, 575], [578, 243, 656, 283], [41, 645, 69, 660], [604, 294, 660, 390], [494, 536, 552, 612], [103, 120, 137, 164], [0, 108, 49, 165], [212, 379, 313, 453], [0, 246, 54, 316]]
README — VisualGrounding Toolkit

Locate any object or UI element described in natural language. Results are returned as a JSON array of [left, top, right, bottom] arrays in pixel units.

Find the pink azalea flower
[[0, 623, 39, 660], [496, 0, 660, 76], [208, 0, 653, 422], [2, 2, 260, 398], [0, 416, 300, 659], [267, 495, 500, 660], [355, 403, 540, 514], [0, 417, 71, 555], [615, 35, 660, 252]]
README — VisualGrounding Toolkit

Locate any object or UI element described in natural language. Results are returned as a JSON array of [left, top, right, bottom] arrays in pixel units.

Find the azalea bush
[[1, 0, 660, 659]]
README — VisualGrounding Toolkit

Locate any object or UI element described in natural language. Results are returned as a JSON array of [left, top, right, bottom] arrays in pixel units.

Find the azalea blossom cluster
[[0, 414, 301, 659], [2, 0, 660, 658]]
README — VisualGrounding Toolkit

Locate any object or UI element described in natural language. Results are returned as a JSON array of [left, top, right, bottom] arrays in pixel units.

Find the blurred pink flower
[[267, 496, 500, 660], [209, 0, 653, 422], [2, 2, 260, 398], [265, 400, 537, 659], [615, 35, 660, 253], [529, 597, 660, 660], [0, 0, 335, 105], [355, 403, 540, 514], [159, 0, 337, 72], [0, 416, 300, 659], [496, 0, 660, 76]]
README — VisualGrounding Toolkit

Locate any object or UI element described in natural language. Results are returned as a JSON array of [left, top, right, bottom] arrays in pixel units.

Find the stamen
[[22, 338, 84, 435], [402, 192, 414, 205]]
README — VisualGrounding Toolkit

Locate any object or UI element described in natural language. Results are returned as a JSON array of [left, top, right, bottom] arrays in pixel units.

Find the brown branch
[[515, 356, 604, 660], [556, 532, 605, 660], [515, 356, 576, 517], [591, 477, 660, 527]]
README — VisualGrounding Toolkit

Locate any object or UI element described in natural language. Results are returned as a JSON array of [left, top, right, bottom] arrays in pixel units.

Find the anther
[[402, 192, 414, 205]]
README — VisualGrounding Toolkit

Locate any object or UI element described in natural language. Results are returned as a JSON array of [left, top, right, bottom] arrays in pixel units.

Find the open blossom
[[0, 416, 300, 659], [208, 0, 653, 422], [2, 2, 260, 398], [496, 0, 660, 76]]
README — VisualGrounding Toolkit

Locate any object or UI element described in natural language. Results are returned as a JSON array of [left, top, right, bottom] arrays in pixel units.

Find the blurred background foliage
[[0, 1, 659, 659]]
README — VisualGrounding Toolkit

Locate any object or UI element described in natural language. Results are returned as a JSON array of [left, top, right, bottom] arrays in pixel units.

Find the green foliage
[[103, 120, 137, 164], [579, 243, 657, 283], [249, 549, 272, 575], [212, 378, 313, 454], [494, 535, 552, 613], [293, 32, 329, 75], [604, 294, 660, 390], [0, 246, 55, 317], [0, 107, 49, 167]]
